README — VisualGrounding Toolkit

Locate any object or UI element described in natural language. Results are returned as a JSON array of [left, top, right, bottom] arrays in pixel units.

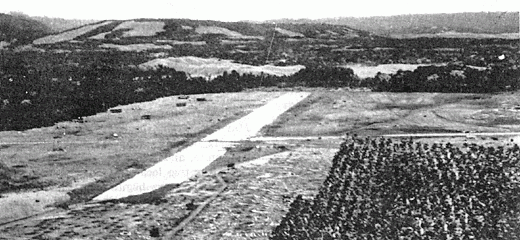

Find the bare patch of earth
[[139, 56, 305, 79], [342, 63, 444, 79], [99, 43, 173, 51]]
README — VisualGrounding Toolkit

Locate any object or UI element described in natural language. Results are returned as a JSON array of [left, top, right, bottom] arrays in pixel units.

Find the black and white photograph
[[0, 0, 519, 239]]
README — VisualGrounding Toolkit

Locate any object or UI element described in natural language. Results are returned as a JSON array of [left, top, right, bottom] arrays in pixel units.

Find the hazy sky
[[1, 0, 518, 21]]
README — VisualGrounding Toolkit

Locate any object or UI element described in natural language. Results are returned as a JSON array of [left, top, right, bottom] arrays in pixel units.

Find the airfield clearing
[[1, 89, 520, 239], [0, 91, 286, 224]]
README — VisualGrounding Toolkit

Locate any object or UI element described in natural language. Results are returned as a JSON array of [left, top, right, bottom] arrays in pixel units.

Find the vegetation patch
[[0, 161, 54, 194], [272, 136, 520, 239]]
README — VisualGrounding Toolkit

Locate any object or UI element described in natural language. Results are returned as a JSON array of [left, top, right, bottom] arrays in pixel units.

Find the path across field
[[93, 92, 310, 201]]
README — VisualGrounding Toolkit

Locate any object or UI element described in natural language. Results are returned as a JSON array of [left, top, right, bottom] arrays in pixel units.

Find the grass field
[[0, 91, 285, 224], [112, 21, 165, 37], [260, 90, 520, 137]]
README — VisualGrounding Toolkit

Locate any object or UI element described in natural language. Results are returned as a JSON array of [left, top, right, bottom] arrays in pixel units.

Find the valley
[[0, 11, 518, 239]]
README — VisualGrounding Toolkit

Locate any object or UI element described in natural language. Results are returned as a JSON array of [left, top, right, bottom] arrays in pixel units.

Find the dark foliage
[[0, 48, 518, 131], [271, 136, 520, 239], [364, 63, 520, 93], [0, 13, 51, 44]]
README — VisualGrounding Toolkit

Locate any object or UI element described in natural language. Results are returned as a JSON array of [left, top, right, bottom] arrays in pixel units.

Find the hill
[[7, 12, 97, 33], [30, 18, 372, 45], [30, 16, 98, 33], [25, 18, 379, 66], [274, 12, 519, 37], [0, 13, 51, 44]]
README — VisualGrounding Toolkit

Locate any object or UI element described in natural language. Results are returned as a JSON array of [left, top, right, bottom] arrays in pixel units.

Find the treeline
[[0, 50, 518, 131], [271, 136, 520, 239], [0, 51, 360, 130], [362, 63, 520, 93]]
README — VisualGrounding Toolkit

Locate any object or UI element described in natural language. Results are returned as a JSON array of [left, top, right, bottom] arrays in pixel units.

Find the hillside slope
[[31, 18, 373, 45], [0, 13, 51, 44]]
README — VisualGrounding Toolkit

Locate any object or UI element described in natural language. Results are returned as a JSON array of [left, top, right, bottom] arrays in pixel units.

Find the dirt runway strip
[[93, 92, 310, 201]]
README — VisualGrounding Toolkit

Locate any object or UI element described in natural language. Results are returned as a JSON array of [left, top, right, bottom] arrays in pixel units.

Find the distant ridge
[[30, 18, 374, 46], [270, 12, 519, 36], [7, 12, 98, 33]]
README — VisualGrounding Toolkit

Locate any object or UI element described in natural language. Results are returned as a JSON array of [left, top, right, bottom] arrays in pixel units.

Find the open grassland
[[274, 27, 305, 38], [32, 21, 113, 45], [139, 56, 305, 79], [261, 90, 520, 137], [195, 26, 263, 40], [112, 21, 166, 37], [0, 91, 285, 224]]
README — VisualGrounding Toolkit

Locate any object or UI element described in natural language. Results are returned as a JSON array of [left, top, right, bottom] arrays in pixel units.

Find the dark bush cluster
[[271, 136, 520, 239], [363, 63, 520, 93]]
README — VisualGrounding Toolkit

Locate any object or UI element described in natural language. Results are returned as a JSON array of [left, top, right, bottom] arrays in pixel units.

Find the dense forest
[[271, 136, 520, 239]]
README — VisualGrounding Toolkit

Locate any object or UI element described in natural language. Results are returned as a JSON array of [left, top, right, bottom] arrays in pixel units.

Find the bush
[[271, 136, 520, 239]]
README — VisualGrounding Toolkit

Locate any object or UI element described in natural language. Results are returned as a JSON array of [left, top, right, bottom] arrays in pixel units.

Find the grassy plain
[[0, 91, 284, 223], [261, 90, 520, 137]]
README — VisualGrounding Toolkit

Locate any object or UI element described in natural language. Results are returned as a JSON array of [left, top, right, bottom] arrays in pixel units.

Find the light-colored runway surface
[[93, 92, 310, 201]]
